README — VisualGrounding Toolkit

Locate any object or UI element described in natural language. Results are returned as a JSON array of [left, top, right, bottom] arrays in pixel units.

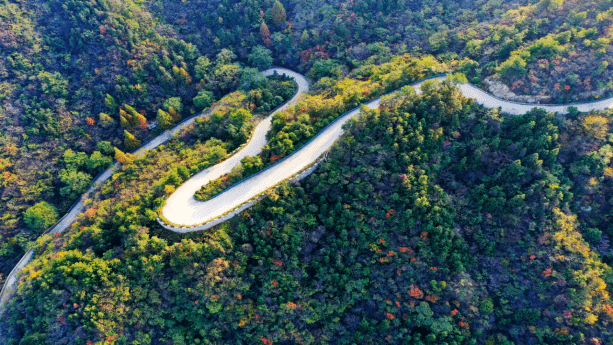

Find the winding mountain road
[[4, 68, 613, 310], [456, 81, 613, 115], [160, 68, 309, 229], [0, 67, 304, 308], [159, 74, 613, 232]]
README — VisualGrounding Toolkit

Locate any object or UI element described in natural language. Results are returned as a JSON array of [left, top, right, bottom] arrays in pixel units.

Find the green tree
[[104, 93, 118, 113], [23, 201, 59, 232], [163, 97, 183, 113], [464, 39, 483, 57], [459, 58, 481, 82], [241, 156, 263, 175], [229, 108, 251, 125], [428, 31, 448, 52], [97, 141, 115, 155], [537, 0, 563, 12], [300, 30, 310, 49], [240, 67, 267, 89], [212, 64, 242, 92], [272, 1, 287, 26], [248, 45, 273, 70], [570, 11, 587, 25], [59, 169, 92, 199], [195, 56, 212, 80], [17, 333, 47, 345], [177, 166, 190, 181], [448, 72, 468, 84], [63, 149, 88, 170], [498, 55, 527, 79], [37, 71, 68, 98], [584, 227, 602, 244], [215, 49, 237, 66], [309, 59, 343, 79], [86, 151, 112, 171], [177, 40, 199, 60], [193, 90, 215, 110], [526, 36, 564, 60], [480, 298, 494, 314]]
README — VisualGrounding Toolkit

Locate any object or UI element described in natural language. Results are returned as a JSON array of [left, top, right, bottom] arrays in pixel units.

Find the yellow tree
[[119, 109, 131, 128], [98, 113, 115, 128], [581, 115, 609, 140], [114, 147, 135, 165], [124, 104, 144, 127], [124, 130, 141, 151], [135, 112, 148, 130], [168, 106, 181, 123], [179, 67, 192, 85], [157, 109, 174, 129], [260, 22, 271, 39]]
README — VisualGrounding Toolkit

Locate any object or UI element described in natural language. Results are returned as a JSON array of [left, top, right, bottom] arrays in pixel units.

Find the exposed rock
[[577, 89, 607, 101], [484, 78, 551, 104]]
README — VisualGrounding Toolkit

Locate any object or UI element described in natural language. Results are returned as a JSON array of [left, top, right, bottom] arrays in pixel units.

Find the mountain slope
[[3, 76, 613, 344]]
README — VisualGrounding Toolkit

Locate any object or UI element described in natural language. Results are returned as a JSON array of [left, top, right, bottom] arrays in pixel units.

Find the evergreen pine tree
[[120, 114, 130, 128], [260, 22, 271, 39], [124, 104, 138, 115], [300, 30, 310, 49], [157, 109, 174, 129], [168, 106, 181, 123], [272, 1, 287, 26], [98, 113, 115, 128], [114, 147, 134, 165], [123, 130, 141, 151], [123, 104, 143, 127], [135, 112, 148, 129], [178, 67, 191, 85], [120, 108, 132, 126], [105, 93, 118, 113]]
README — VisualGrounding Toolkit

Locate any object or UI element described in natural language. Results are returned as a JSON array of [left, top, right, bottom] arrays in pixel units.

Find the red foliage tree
[[409, 284, 424, 299]]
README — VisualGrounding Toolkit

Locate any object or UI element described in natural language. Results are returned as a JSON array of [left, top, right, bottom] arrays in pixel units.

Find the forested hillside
[[147, 0, 613, 102], [0, 0, 276, 283], [3, 0, 613, 343], [2, 53, 613, 344], [3, 0, 613, 281]]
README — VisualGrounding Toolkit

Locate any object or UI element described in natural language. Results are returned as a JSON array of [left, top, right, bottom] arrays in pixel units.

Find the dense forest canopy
[[0, 0, 279, 281], [4, 0, 613, 277], [2, 0, 613, 343], [1, 54, 613, 344]]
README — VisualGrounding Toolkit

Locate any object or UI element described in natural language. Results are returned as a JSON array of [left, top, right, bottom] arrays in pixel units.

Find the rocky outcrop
[[484, 78, 551, 104]]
